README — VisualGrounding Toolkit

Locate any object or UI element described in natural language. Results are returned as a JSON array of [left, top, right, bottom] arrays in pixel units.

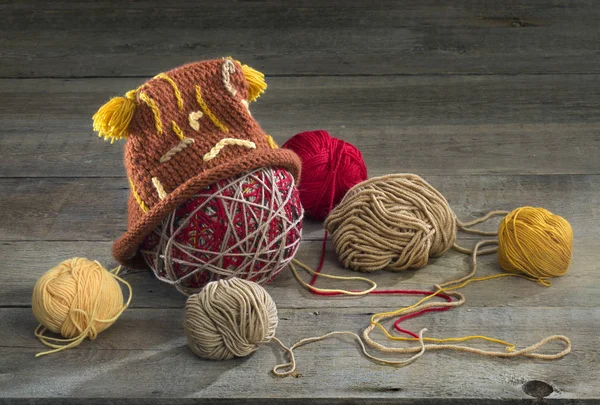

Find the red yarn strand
[[285, 130, 455, 337]]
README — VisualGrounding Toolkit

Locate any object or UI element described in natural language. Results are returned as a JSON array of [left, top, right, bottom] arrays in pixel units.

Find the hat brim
[[112, 148, 302, 268]]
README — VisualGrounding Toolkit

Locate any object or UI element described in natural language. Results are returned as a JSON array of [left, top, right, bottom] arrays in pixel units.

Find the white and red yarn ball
[[141, 167, 303, 295]]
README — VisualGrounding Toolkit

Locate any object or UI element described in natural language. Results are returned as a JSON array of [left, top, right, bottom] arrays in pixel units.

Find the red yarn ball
[[283, 130, 368, 220], [141, 167, 303, 295]]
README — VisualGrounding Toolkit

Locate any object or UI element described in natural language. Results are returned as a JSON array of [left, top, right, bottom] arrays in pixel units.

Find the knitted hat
[[93, 58, 302, 268]]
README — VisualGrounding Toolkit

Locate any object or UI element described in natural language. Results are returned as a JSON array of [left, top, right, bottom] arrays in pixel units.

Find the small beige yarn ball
[[184, 278, 278, 360]]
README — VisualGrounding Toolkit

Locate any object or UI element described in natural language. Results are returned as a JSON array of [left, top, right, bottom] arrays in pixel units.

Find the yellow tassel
[[92, 90, 137, 143], [241, 64, 267, 102]]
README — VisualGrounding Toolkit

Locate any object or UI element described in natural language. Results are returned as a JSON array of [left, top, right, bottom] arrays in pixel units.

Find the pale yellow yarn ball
[[32, 257, 125, 340], [184, 278, 278, 360], [498, 207, 573, 278]]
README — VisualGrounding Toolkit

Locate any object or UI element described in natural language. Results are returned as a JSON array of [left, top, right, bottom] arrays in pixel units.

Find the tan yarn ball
[[498, 207, 573, 278], [184, 278, 278, 360], [325, 174, 456, 272], [32, 258, 125, 340]]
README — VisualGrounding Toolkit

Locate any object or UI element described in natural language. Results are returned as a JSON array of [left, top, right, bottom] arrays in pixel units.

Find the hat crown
[[92, 58, 301, 265], [122, 59, 272, 213]]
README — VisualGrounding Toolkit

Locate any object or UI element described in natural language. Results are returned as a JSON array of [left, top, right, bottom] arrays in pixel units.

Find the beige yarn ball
[[325, 174, 457, 272], [184, 277, 278, 360]]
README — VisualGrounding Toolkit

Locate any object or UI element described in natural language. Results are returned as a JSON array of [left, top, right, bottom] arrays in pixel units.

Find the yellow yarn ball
[[32, 257, 131, 356], [497, 207, 573, 279]]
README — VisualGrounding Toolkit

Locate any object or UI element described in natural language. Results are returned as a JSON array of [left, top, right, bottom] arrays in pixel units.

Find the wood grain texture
[[0, 1, 599, 77], [1, 0, 599, 402], [1, 76, 599, 178], [1, 307, 598, 401], [0, 175, 597, 242], [0, 237, 598, 310]]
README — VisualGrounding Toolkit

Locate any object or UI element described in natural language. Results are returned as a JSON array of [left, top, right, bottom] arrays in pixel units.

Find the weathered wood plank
[[0, 1, 599, 77], [1, 2, 598, 402], [0, 175, 596, 242], [1, 76, 599, 178], [0, 307, 597, 400], [4, 400, 595, 405], [0, 238, 597, 310]]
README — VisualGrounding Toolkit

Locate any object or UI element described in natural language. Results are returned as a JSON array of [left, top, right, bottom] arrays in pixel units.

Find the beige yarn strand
[[272, 329, 428, 377], [289, 258, 377, 296], [452, 210, 509, 255], [363, 240, 571, 360], [288, 223, 570, 370], [272, 290, 467, 377], [286, 174, 570, 372], [443, 239, 500, 288]]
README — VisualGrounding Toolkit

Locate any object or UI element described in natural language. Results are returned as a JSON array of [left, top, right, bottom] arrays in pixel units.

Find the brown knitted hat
[[92, 58, 301, 268]]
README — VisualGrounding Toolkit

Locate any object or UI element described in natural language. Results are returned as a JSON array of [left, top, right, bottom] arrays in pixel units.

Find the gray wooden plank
[[4, 400, 592, 405], [0, 175, 597, 242], [0, 307, 597, 400], [1, 76, 599, 178], [0, 237, 597, 310], [0, 398, 557, 405], [0, 1, 599, 77]]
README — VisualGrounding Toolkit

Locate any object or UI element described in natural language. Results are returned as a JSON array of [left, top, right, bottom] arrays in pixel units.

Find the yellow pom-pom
[[32, 257, 132, 357], [92, 90, 137, 143], [241, 64, 267, 102], [498, 207, 573, 279]]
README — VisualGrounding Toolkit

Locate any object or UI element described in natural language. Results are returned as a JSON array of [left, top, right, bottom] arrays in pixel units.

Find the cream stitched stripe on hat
[[151, 177, 168, 200], [222, 59, 237, 98], [203, 138, 256, 161]]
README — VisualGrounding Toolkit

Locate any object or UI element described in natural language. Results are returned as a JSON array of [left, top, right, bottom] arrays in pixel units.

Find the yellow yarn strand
[[290, 258, 543, 351], [288, 207, 568, 365], [370, 272, 548, 350], [33, 259, 132, 357], [171, 120, 185, 141], [266, 134, 279, 149], [128, 177, 149, 212], [92, 90, 137, 143], [139, 92, 163, 135], [154, 73, 184, 110], [194, 85, 229, 133]]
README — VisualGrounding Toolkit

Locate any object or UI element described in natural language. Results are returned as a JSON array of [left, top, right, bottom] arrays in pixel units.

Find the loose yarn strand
[[364, 245, 567, 359], [272, 328, 428, 377], [289, 258, 377, 296], [294, 209, 510, 296], [452, 210, 508, 254], [287, 231, 568, 370], [445, 241, 551, 289], [288, 209, 523, 343], [457, 210, 510, 234]]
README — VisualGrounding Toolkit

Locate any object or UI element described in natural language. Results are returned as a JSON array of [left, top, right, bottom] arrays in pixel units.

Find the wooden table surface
[[1, 1, 599, 403]]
